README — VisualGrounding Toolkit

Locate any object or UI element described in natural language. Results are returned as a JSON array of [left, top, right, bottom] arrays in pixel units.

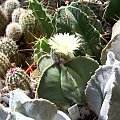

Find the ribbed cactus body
[[0, 7, 8, 35], [0, 37, 19, 63], [6, 67, 32, 93], [4, 0, 20, 20], [12, 8, 25, 23], [6, 22, 23, 41], [0, 52, 10, 78]]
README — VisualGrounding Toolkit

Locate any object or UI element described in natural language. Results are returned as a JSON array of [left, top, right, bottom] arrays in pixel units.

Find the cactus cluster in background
[[0, 0, 120, 119]]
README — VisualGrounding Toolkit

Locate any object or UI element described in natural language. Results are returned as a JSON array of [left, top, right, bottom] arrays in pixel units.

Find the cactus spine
[[12, 8, 25, 23], [19, 10, 40, 45], [0, 37, 19, 63], [0, 52, 10, 79], [4, 0, 20, 20], [6, 67, 32, 95], [6, 22, 23, 41], [0, 6, 8, 35]]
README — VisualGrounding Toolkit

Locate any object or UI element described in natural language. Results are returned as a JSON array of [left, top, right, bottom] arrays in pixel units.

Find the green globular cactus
[[0, 6, 8, 35], [5, 67, 33, 96], [19, 9, 41, 46], [0, 37, 19, 63], [19, 10, 36, 31], [4, 0, 20, 20], [0, 52, 10, 79], [6, 22, 23, 41], [12, 8, 25, 23]]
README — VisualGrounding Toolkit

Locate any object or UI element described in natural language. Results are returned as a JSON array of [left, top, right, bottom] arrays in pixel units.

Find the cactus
[[0, 37, 19, 63], [0, 6, 8, 35], [36, 55, 99, 111], [85, 52, 120, 119], [0, 52, 10, 79], [12, 8, 25, 23], [6, 67, 32, 95], [6, 22, 23, 41], [4, 0, 20, 20], [19, 10, 36, 31], [104, 0, 120, 24], [19, 9, 41, 45], [0, 0, 6, 4], [28, 0, 53, 38]]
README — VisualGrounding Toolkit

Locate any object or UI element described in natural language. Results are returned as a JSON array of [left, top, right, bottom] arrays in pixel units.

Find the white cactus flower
[[48, 33, 80, 57]]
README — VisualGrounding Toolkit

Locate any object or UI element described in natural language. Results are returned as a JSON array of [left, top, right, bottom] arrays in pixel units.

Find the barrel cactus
[[5, 67, 32, 96], [4, 0, 20, 20], [0, 37, 19, 63], [6, 22, 23, 41], [0, 6, 8, 35], [12, 8, 25, 23], [0, 52, 10, 79]]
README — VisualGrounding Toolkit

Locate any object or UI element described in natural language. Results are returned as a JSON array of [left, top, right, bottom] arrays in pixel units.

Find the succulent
[[4, 0, 20, 20], [6, 67, 32, 95], [6, 22, 23, 41], [12, 8, 25, 23], [19, 10, 36, 43], [19, 9, 41, 45], [0, 37, 19, 63], [0, 52, 10, 79], [0, 6, 8, 35], [19, 10, 35, 31]]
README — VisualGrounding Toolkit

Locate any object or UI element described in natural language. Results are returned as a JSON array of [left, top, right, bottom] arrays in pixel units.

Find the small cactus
[[6, 67, 32, 95], [19, 10, 36, 31], [6, 22, 23, 41], [4, 0, 20, 20], [19, 10, 41, 45], [0, 37, 19, 63], [0, 52, 10, 79], [0, 6, 8, 35], [12, 7, 25, 23]]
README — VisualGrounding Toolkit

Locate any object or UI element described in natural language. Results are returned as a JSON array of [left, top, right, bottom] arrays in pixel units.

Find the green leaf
[[28, 0, 53, 37]]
